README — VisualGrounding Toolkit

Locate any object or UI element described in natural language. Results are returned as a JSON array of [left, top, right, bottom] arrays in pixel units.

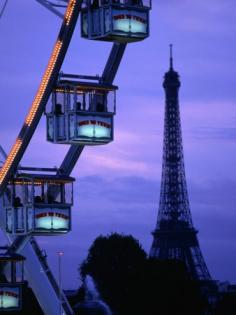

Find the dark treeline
[[76, 233, 206, 315], [72, 233, 236, 315]]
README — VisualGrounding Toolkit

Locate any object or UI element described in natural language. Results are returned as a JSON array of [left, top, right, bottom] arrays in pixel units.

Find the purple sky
[[0, 0, 236, 288]]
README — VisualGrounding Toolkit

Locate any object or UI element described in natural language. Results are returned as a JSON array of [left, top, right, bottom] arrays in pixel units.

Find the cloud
[[189, 127, 236, 141], [156, 0, 236, 34], [180, 101, 236, 142], [190, 178, 236, 211], [76, 175, 159, 205]]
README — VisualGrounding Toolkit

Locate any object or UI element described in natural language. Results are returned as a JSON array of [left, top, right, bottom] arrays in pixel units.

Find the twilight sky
[[0, 0, 236, 288]]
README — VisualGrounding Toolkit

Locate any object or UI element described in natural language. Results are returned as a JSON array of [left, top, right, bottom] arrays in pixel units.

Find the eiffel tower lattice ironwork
[[149, 45, 211, 281]]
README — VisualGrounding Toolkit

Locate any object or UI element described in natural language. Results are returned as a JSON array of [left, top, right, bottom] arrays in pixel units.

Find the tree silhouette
[[215, 293, 236, 315], [80, 233, 206, 315]]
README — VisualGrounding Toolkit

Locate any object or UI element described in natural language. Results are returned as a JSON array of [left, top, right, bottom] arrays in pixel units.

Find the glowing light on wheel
[[0, 0, 80, 190], [65, 0, 76, 25], [25, 40, 63, 126], [0, 139, 22, 185]]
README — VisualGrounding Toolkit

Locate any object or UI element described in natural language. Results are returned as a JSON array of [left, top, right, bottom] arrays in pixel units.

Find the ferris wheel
[[0, 1, 152, 314]]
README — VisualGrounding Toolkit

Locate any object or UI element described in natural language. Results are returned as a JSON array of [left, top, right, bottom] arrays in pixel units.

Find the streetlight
[[57, 251, 64, 315]]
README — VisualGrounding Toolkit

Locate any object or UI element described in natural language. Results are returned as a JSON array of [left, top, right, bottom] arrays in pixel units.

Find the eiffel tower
[[150, 46, 211, 280]]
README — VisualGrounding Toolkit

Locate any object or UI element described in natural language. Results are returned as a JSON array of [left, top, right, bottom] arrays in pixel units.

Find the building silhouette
[[150, 46, 211, 280]]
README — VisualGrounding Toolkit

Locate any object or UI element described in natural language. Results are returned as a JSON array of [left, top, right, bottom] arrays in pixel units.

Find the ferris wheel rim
[[0, 3, 83, 313], [0, 1, 130, 313]]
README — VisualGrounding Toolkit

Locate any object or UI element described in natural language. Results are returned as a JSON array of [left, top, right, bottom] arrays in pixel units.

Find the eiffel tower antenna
[[170, 44, 173, 70]]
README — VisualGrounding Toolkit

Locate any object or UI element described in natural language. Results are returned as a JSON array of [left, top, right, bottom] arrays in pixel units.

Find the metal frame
[[36, 0, 68, 18], [46, 76, 117, 145], [0, 1, 128, 315]]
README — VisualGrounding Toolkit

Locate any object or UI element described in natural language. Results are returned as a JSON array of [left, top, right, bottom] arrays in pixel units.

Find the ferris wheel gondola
[[3, 174, 74, 235], [81, 0, 151, 43], [46, 74, 117, 145], [0, 247, 25, 312]]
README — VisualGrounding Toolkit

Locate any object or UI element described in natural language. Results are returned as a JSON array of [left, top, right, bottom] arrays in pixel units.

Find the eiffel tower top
[[163, 44, 180, 89], [159, 45, 192, 228]]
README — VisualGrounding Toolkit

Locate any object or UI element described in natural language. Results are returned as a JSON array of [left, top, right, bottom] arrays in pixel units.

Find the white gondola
[[45, 75, 117, 145], [81, 0, 151, 43], [0, 247, 25, 311], [3, 174, 74, 235]]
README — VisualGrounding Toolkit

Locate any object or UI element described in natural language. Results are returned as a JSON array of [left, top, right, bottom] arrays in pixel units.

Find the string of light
[[0, 0, 78, 187]]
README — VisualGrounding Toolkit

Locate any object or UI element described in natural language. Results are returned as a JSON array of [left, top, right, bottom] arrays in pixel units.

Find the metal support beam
[[36, 0, 65, 19], [18, 166, 58, 173], [58, 145, 84, 175], [59, 73, 101, 81], [102, 42, 127, 84]]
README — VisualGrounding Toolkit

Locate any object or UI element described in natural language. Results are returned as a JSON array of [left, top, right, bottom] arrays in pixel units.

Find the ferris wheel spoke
[[35, 0, 68, 18]]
